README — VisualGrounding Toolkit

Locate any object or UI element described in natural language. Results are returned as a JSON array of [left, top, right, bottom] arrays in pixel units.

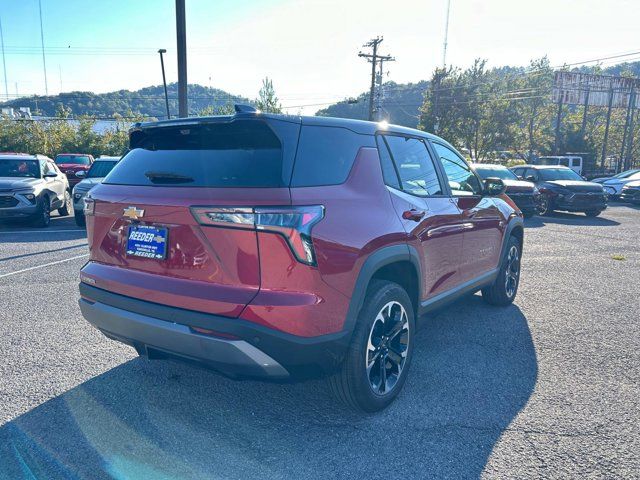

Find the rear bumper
[[79, 283, 352, 379]]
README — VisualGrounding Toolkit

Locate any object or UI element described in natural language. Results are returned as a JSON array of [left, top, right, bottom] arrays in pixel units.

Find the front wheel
[[74, 212, 86, 227], [537, 196, 553, 216], [585, 210, 602, 217], [58, 190, 72, 216], [482, 235, 521, 306], [32, 197, 51, 228], [328, 280, 415, 412]]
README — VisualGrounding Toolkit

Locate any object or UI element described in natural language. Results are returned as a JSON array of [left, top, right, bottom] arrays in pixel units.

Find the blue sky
[[1, 0, 639, 113]]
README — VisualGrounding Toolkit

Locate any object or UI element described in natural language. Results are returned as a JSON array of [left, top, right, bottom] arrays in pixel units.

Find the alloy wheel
[[504, 245, 520, 298], [366, 301, 410, 396]]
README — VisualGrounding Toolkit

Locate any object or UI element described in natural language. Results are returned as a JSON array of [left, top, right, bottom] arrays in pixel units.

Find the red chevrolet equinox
[[78, 106, 524, 412]]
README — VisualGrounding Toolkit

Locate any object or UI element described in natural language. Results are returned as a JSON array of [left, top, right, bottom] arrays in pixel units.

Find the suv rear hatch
[[81, 116, 301, 317]]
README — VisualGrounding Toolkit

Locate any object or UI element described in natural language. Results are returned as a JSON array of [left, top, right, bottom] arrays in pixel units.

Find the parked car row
[[0, 152, 119, 227]]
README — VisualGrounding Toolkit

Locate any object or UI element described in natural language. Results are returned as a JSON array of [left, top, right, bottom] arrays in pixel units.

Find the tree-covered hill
[[0, 83, 251, 119]]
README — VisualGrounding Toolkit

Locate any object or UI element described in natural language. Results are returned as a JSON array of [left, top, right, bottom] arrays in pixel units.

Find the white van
[[537, 156, 583, 175]]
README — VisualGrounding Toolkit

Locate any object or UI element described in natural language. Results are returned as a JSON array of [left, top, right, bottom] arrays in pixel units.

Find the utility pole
[[624, 90, 636, 171], [359, 37, 394, 121], [158, 49, 171, 119], [553, 93, 563, 155], [600, 87, 615, 170], [38, 0, 48, 95], [0, 16, 8, 100], [175, 0, 188, 117], [580, 86, 590, 137], [442, 0, 452, 68], [619, 88, 634, 169]]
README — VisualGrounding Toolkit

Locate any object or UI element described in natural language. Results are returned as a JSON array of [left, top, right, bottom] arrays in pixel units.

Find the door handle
[[402, 209, 426, 222]]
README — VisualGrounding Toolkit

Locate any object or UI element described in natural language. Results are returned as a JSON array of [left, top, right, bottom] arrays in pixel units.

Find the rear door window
[[291, 126, 374, 187], [382, 135, 443, 196], [105, 120, 291, 187]]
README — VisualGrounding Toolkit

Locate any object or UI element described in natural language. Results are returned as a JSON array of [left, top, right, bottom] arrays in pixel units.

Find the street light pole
[[175, 0, 188, 117], [158, 49, 170, 119]]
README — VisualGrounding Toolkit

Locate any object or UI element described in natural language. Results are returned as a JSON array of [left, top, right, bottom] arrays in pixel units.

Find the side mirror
[[43, 172, 57, 178], [484, 177, 506, 196], [76, 170, 86, 178]]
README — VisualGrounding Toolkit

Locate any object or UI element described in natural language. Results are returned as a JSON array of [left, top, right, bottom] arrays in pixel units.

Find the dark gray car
[[72, 157, 119, 226], [0, 154, 72, 227]]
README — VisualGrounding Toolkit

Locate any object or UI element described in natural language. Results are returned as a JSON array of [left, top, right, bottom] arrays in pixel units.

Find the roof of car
[[56, 153, 91, 156], [0, 153, 49, 161], [510, 164, 572, 170], [95, 156, 120, 161], [470, 163, 507, 168], [131, 112, 444, 142]]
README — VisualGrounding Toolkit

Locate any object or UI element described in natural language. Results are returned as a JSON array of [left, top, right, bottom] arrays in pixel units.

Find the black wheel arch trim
[[342, 243, 421, 336]]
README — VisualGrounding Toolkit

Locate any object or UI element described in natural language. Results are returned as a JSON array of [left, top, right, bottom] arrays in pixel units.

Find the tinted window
[[571, 158, 581, 167], [375, 135, 400, 189], [291, 126, 373, 187], [106, 120, 286, 187], [0, 159, 40, 178], [87, 161, 118, 178], [383, 135, 442, 196], [433, 143, 482, 195], [56, 155, 91, 165]]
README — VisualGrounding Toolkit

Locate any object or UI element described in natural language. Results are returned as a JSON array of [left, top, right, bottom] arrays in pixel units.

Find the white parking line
[[0, 254, 89, 279]]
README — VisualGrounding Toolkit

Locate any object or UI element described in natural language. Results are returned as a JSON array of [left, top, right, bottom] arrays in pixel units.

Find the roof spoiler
[[234, 104, 260, 114]]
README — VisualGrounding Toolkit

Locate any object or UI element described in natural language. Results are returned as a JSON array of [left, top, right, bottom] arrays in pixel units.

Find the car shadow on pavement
[[524, 212, 620, 228], [0, 295, 537, 479]]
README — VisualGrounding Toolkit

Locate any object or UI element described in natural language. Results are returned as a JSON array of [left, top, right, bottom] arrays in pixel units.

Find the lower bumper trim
[[79, 298, 290, 379]]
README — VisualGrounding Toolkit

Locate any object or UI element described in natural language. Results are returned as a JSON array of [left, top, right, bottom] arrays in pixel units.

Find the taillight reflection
[[190, 205, 324, 266]]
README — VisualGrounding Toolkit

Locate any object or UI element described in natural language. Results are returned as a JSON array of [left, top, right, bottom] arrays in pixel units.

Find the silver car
[[0, 154, 71, 227], [72, 156, 120, 226]]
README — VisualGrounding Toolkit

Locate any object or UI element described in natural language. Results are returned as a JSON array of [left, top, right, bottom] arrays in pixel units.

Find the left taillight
[[191, 205, 324, 266]]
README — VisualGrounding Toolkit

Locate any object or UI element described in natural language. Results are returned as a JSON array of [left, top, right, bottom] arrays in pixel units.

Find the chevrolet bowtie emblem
[[123, 206, 144, 220]]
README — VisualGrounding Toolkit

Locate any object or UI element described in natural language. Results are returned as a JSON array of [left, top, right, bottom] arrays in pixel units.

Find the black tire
[[537, 195, 553, 216], [32, 196, 51, 228], [482, 235, 521, 306], [585, 209, 602, 217], [58, 190, 72, 217], [74, 212, 86, 227], [328, 280, 415, 412]]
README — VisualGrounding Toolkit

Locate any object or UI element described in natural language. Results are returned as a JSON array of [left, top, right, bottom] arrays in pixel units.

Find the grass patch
[[611, 254, 626, 261]]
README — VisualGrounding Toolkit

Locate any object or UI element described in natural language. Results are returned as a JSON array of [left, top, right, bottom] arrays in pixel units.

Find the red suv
[[54, 153, 94, 188], [78, 108, 524, 411]]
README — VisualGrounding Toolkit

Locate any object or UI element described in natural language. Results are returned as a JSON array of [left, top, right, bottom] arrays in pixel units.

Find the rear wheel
[[328, 280, 414, 412], [58, 190, 72, 216], [585, 209, 602, 217], [32, 196, 51, 228], [482, 235, 521, 306]]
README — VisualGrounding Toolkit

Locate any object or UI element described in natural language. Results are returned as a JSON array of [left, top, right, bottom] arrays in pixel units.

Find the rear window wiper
[[144, 171, 194, 184]]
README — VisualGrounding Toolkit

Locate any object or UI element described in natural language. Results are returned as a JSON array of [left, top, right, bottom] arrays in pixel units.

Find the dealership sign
[[552, 71, 640, 108]]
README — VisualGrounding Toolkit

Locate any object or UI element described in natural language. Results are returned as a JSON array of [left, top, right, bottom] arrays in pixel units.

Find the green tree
[[255, 77, 282, 113]]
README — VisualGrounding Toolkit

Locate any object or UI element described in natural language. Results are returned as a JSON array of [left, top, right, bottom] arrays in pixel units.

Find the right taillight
[[191, 205, 324, 266]]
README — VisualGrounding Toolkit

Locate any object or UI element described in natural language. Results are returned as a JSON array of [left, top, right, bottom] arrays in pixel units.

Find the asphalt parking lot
[[0, 205, 638, 479]]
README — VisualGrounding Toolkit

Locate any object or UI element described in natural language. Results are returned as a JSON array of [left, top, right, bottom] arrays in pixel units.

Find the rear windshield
[[56, 155, 91, 165], [105, 120, 290, 187], [87, 161, 118, 178]]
